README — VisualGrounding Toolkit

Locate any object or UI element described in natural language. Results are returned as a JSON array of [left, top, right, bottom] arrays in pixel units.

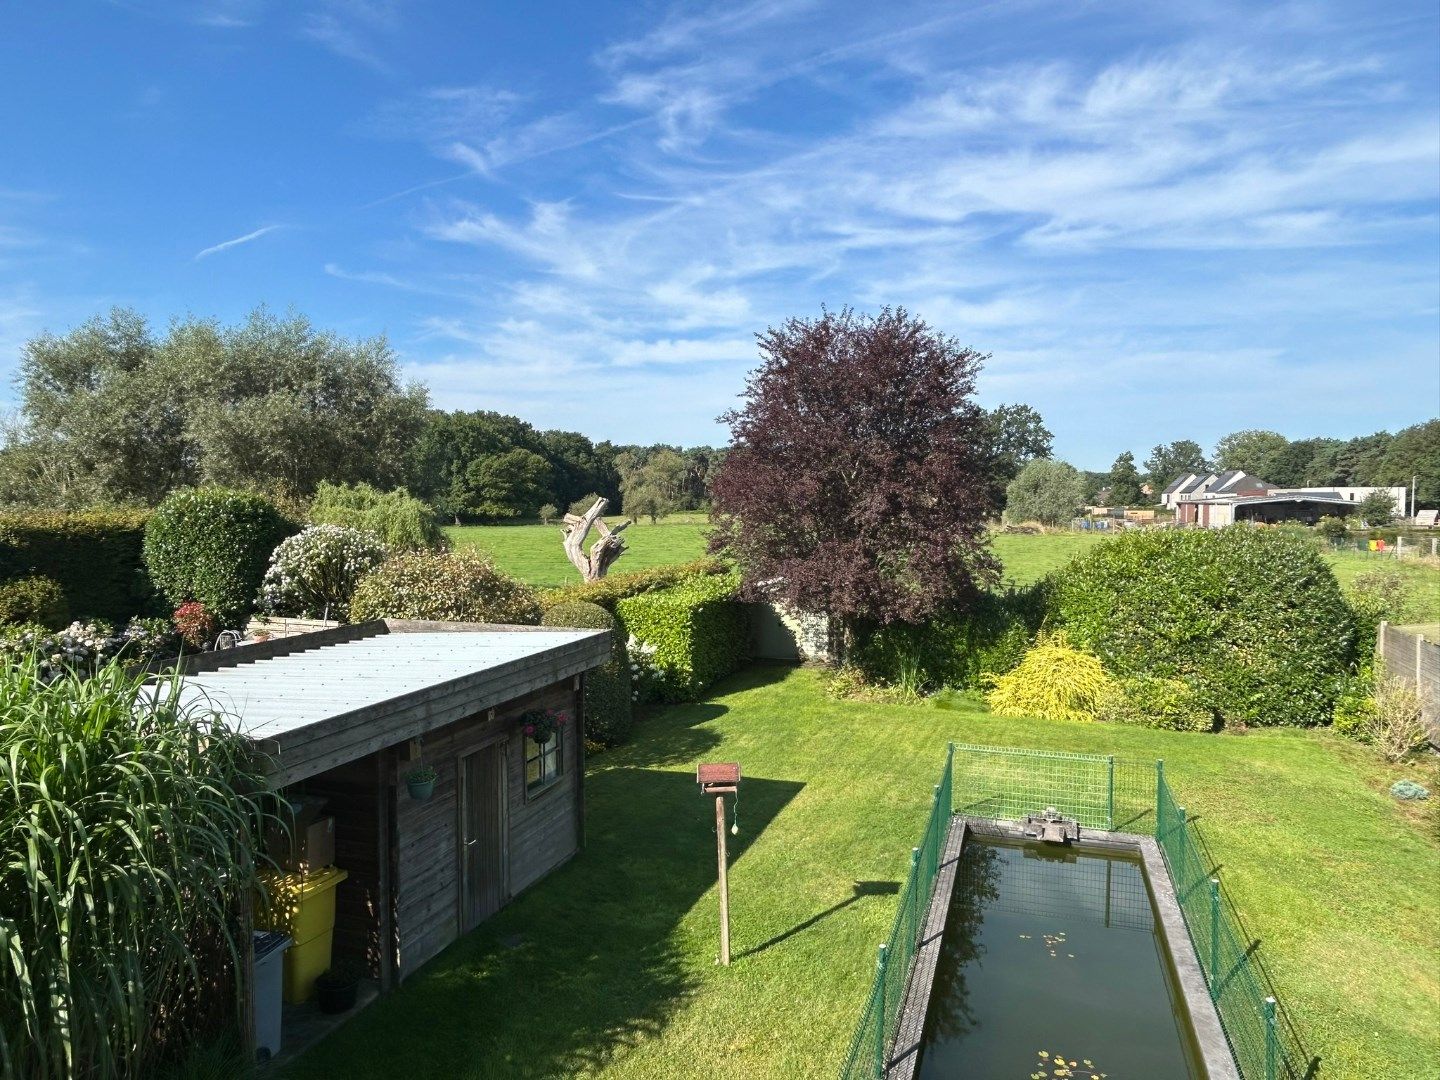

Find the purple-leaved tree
[[710, 307, 999, 648]]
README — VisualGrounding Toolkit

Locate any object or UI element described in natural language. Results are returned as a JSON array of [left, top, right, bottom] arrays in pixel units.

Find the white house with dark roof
[[1167, 470, 1408, 526]]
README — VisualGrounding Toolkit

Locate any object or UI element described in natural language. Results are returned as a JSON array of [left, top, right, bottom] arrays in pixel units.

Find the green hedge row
[[541, 601, 633, 746], [0, 510, 155, 623], [542, 557, 730, 612], [615, 571, 748, 703]]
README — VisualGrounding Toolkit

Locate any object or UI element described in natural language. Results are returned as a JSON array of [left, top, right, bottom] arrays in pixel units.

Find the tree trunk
[[561, 498, 632, 582]]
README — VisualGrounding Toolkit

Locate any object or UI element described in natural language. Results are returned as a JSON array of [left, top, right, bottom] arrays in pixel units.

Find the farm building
[[1166, 470, 1408, 525], [154, 619, 610, 1041]]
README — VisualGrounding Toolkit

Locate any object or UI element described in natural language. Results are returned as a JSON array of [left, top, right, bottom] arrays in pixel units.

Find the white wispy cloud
[[193, 224, 283, 260]]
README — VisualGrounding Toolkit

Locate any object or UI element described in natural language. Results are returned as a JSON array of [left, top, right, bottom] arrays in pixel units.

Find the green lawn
[[1325, 548, 1440, 624], [444, 521, 1102, 590], [286, 667, 1439, 1080], [452, 522, 1440, 623], [445, 519, 710, 588]]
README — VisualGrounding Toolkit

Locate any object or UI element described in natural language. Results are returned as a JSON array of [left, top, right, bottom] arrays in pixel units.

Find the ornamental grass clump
[[258, 524, 387, 622], [0, 654, 280, 1079], [984, 632, 1112, 724]]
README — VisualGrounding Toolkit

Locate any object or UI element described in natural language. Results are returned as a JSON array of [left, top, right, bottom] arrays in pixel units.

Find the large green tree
[[1143, 440, 1210, 491], [1003, 458, 1087, 526], [616, 447, 689, 522], [463, 448, 554, 519], [16, 308, 427, 505], [981, 403, 1053, 512], [1213, 429, 1290, 477], [1105, 451, 1144, 505]]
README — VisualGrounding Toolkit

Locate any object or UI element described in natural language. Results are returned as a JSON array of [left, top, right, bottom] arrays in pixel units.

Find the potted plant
[[313, 959, 365, 1014], [520, 707, 569, 745], [405, 764, 437, 802]]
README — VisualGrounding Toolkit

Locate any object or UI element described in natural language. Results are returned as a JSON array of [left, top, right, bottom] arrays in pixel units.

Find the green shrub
[[855, 584, 1048, 691], [984, 632, 1112, 723], [0, 655, 278, 1079], [1332, 662, 1376, 738], [349, 550, 541, 625], [1046, 526, 1355, 727], [0, 508, 154, 622], [1345, 567, 1413, 645], [309, 481, 446, 552], [258, 524, 388, 621], [541, 601, 633, 747], [0, 575, 68, 629], [1096, 675, 1215, 732], [615, 571, 747, 702], [144, 488, 296, 626], [1315, 516, 1348, 542], [542, 557, 730, 612], [567, 493, 606, 517]]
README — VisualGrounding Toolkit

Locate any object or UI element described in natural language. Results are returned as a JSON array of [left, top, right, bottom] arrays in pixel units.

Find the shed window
[[525, 732, 563, 795]]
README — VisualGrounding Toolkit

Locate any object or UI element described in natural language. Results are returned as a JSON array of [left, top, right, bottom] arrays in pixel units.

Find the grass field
[[286, 666, 1440, 1080], [451, 521, 1440, 621], [445, 521, 1104, 589]]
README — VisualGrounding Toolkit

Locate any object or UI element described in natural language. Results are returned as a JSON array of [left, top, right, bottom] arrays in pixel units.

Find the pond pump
[[1021, 806, 1080, 845]]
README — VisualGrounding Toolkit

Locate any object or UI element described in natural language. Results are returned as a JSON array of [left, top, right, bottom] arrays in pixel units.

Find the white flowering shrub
[[626, 634, 684, 703], [0, 618, 181, 680], [258, 524, 387, 622]]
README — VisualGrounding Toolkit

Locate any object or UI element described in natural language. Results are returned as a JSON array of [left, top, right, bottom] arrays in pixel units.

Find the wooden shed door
[[460, 742, 507, 929]]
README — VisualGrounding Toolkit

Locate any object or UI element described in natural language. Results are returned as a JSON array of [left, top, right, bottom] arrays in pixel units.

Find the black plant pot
[[315, 976, 359, 1014]]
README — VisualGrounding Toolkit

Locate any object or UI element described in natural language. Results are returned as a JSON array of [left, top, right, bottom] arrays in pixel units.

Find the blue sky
[[1, 1, 1436, 468]]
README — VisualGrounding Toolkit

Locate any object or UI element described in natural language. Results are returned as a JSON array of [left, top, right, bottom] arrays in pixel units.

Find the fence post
[[945, 742, 955, 817], [874, 944, 889, 1079], [1208, 878, 1221, 995], [910, 847, 922, 941], [1264, 996, 1278, 1080], [1154, 760, 1165, 840], [1106, 755, 1115, 831]]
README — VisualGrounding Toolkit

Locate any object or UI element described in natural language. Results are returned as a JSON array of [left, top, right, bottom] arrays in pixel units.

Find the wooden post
[[715, 794, 731, 965]]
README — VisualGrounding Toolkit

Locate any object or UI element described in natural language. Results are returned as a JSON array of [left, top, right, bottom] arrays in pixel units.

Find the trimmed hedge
[[855, 584, 1048, 691], [542, 557, 730, 612], [0, 509, 154, 623], [1047, 525, 1355, 727], [0, 576, 68, 630], [615, 572, 748, 702], [349, 550, 542, 625], [143, 489, 296, 627], [541, 601, 633, 747]]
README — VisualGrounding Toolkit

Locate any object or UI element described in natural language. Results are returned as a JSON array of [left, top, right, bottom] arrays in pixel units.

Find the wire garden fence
[[837, 744, 953, 1080], [838, 744, 1309, 1080], [1156, 765, 1307, 1080]]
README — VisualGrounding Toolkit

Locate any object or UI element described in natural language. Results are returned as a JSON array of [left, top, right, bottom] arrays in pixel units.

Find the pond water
[[916, 840, 1204, 1080]]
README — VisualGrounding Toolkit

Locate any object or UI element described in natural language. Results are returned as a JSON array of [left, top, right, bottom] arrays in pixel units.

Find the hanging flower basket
[[520, 708, 568, 745], [405, 765, 437, 802]]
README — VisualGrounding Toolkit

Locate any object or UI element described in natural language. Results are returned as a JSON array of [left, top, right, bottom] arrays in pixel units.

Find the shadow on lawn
[[284, 766, 804, 1080]]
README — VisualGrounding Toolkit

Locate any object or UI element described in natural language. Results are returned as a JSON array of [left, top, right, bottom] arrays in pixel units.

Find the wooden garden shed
[[161, 619, 611, 993]]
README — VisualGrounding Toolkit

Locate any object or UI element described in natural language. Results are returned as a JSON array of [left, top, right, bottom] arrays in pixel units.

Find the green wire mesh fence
[[837, 744, 954, 1080], [950, 742, 1154, 832], [838, 745, 1310, 1080], [1156, 766, 1307, 1080]]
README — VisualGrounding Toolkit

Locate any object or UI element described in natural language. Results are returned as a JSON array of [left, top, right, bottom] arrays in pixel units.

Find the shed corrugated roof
[[146, 624, 611, 785], [165, 631, 600, 740]]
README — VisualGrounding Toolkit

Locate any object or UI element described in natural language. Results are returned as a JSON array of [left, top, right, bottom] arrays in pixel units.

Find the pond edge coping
[[884, 816, 1240, 1080]]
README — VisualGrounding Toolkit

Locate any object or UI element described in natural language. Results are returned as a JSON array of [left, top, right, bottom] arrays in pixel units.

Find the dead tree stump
[[562, 497, 631, 581]]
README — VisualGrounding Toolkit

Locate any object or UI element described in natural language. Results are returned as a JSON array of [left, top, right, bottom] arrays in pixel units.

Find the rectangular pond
[[915, 839, 1205, 1080]]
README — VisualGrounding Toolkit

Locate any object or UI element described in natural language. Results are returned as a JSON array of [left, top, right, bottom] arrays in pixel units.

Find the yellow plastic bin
[[256, 866, 348, 1004]]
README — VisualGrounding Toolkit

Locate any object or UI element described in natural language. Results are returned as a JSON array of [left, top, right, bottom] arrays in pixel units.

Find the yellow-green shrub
[[984, 632, 1112, 723], [1096, 675, 1215, 732]]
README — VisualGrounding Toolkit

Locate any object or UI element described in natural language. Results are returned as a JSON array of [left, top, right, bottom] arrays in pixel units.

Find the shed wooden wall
[[391, 677, 583, 979]]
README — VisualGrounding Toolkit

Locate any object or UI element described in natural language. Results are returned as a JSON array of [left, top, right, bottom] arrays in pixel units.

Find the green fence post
[[1264, 996, 1278, 1080], [910, 847, 922, 942], [1106, 755, 1115, 830], [1155, 760, 1165, 841], [1208, 878, 1221, 995], [874, 944, 889, 1079]]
